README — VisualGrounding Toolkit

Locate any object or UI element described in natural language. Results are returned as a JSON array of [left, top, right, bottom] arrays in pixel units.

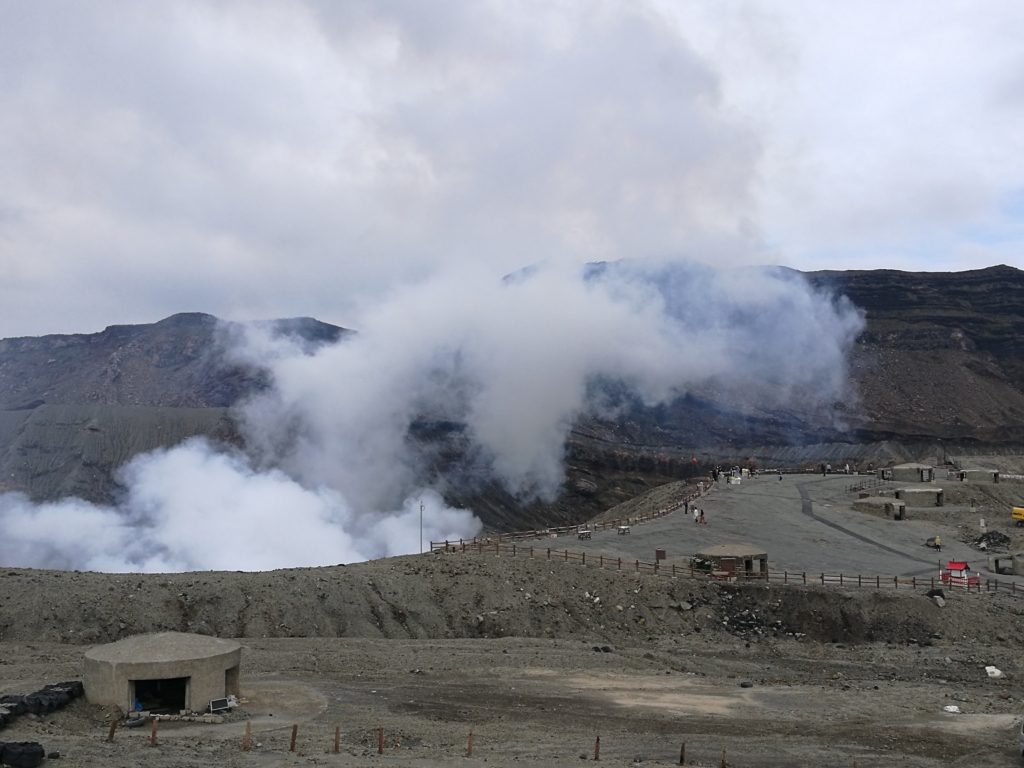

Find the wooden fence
[[444, 477, 712, 547], [429, 538, 1024, 598]]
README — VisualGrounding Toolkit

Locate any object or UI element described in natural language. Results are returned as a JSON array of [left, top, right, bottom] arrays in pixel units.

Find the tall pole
[[420, 500, 424, 554]]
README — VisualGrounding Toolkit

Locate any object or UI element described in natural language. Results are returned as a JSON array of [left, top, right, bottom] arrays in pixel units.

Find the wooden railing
[[429, 539, 1024, 597], [442, 477, 712, 547]]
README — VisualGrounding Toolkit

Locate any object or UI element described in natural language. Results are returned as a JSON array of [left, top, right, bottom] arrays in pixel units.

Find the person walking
[[698, 509, 706, 525], [693, 507, 699, 524]]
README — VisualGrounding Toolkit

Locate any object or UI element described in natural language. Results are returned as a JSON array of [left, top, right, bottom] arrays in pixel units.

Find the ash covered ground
[[2, 474, 1024, 766]]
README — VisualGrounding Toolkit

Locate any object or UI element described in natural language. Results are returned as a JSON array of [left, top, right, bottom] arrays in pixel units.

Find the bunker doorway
[[132, 677, 189, 713]]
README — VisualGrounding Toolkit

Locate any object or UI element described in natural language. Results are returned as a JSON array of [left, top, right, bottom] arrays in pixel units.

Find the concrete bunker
[[84, 632, 241, 714], [693, 544, 768, 581], [878, 463, 934, 483], [895, 487, 944, 507], [959, 469, 1000, 483], [853, 496, 907, 519]]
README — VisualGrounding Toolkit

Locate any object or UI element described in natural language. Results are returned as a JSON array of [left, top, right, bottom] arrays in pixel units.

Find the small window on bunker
[[133, 677, 188, 713]]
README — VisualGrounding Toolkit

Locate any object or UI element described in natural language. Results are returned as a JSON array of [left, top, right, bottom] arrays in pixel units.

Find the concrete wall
[[84, 648, 241, 712], [895, 488, 944, 507], [890, 466, 934, 483], [959, 469, 999, 483], [853, 497, 906, 518]]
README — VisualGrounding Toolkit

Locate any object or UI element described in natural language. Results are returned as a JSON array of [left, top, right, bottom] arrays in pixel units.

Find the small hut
[[693, 544, 768, 580]]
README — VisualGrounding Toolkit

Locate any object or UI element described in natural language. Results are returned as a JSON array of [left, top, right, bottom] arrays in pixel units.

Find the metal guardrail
[[430, 539, 1024, 598]]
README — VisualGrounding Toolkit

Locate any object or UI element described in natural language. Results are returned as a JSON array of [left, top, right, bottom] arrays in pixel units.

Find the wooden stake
[[149, 717, 158, 747], [289, 723, 298, 752], [334, 725, 340, 754], [679, 741, 686, 765], [593, 734, 600, 761], [242, 720, 252, 751], [466, 730, 473, 757], [719, 747, 727, 768], [106, 717, 118, 742], [378, 727, 384, 754]]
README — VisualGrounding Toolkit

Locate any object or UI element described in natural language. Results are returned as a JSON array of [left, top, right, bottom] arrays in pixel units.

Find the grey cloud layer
[[0, 1, 760, 337]]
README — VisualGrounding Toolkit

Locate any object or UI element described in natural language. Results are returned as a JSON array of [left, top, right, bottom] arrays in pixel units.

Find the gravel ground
[[2, 476, 1024, 766]]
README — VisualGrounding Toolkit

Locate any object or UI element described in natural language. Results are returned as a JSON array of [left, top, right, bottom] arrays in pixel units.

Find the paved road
[[564, 474, 1023, 583]]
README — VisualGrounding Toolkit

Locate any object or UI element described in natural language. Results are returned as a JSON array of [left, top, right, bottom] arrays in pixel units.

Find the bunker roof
[[697, 544, 767, 558], [85, 632, 240, 664]]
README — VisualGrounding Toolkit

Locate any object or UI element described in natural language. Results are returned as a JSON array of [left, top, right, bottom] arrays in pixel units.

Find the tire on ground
[[0, 741, 46, 768]]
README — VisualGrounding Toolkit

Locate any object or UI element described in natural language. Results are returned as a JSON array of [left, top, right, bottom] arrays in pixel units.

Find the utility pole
[[419, 500, 425, 554]]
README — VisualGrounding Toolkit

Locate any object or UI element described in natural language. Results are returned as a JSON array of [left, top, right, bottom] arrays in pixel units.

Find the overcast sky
[[1, 1, 1022, 338]]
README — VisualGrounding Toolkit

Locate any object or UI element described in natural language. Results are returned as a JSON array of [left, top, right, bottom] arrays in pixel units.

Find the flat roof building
[[694, 544, 768, 580], [879, 463, 934, 483]]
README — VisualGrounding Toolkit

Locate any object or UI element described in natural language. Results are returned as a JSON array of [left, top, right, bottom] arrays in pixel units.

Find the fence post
[[600, 555, 604, 568], [290, 724, 298, 752], [820, 573, 824, 585], [512, 543, 516, 557], [840, 573, 843, 586], [894, 576, 898, 589], [802, 572, 806, 585], [334, 725, 340, 754], [565, 549, 569, 561], [912, 576, 916, 589], [672, 564, 676, 576], [858, 575, 861, 587], [618, 557, 621, 570], [582, 552, 586, 566], [547, 548, 551, 560], [876, 575, 880, 588], [635, 560, 640, 572]]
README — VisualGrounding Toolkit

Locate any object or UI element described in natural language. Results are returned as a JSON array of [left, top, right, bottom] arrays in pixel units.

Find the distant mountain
[[2, 266, 1024, 530], [0, 312, 347, 409], [0, 313, 347, 502]]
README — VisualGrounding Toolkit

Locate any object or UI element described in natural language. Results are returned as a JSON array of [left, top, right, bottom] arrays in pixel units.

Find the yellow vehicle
[[1012, 507, 1024, 527]]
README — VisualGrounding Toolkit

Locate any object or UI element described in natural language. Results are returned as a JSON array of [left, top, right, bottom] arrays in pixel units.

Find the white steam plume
[[234, 260, 863, 503], [0, 440, 472, 572], [0, 260, 863, 572]]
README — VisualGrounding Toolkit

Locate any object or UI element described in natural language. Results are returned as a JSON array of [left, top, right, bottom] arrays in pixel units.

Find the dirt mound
[[720, 584, 944, 643], [2, 554, 1021, 651]]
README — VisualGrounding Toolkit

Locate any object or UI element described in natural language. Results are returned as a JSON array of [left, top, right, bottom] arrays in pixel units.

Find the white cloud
[[0, 440, 478, 572]]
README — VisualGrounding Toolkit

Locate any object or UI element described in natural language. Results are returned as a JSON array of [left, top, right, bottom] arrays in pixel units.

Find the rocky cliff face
[[808, 265, 1024, 443], [1, 267, 1023, 529], [0, 312, 346, 409]]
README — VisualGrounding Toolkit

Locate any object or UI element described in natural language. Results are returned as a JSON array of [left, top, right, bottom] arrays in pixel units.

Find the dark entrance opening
[[132, 677, 188, 713]]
